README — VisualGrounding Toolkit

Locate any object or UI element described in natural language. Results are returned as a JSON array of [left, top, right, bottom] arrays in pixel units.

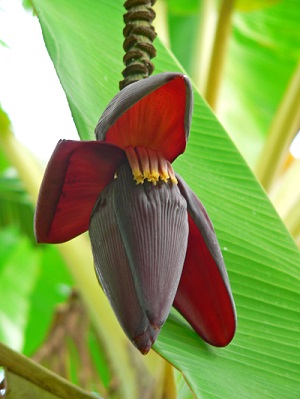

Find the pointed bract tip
[[132, 325, 160, 355]]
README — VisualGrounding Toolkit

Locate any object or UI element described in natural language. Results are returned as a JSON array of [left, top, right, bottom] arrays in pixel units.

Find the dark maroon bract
[[35, 72, 236, 354]]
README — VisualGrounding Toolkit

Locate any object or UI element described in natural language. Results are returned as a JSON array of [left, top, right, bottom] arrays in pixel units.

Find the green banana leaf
[[30, 0, 300, 398]]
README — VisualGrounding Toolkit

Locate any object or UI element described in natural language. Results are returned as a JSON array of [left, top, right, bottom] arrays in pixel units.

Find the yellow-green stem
[[284, 199, 300, 239], [153, 0, 170, 47], [192, 0, 217, 94], [0, 119, 42, 203], [204, 0, 235, 110], [255, 61, 300, 192], [270, 157, 300, 242], [0, 342, 97, 399], [270, 157, 300, 221]]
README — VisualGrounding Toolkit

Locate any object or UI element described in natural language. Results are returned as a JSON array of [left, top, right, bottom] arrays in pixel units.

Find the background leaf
[[23, 245, 73, 356], [166, 0, 201, 77], [0, 227, 39, 350], [0, 170, 35, 241]]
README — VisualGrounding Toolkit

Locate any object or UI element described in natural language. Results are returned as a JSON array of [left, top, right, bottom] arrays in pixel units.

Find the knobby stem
[[120, 0, 157, 90]]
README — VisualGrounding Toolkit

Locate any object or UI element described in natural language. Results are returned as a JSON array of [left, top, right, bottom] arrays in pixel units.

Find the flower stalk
[[120, 0, 157, 90]]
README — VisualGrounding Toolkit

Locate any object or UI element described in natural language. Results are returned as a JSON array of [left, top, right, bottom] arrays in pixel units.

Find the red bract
[[35, 72, 236, 354]]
